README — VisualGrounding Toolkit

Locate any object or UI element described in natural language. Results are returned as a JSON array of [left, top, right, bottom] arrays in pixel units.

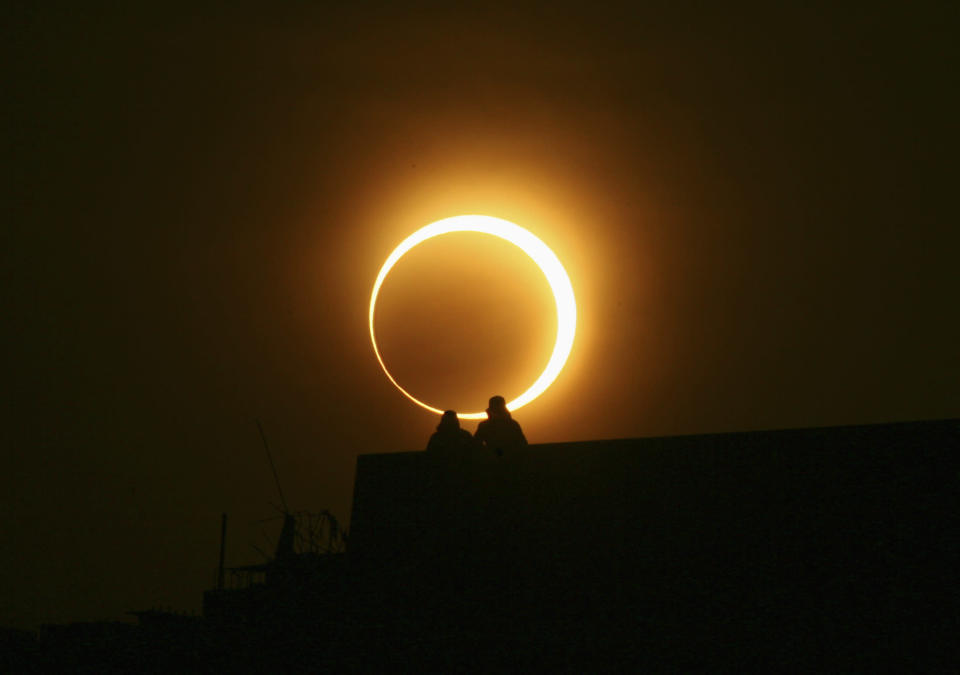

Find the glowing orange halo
[[369, 215, 577, 420]]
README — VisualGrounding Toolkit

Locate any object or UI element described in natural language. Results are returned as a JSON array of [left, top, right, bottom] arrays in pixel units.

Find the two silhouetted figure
[[427, 396, 527, 456]]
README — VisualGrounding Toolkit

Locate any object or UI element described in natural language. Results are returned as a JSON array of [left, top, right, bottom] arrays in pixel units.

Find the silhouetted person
[[426, 410, 477, 453], [474, 395, 527, 456]]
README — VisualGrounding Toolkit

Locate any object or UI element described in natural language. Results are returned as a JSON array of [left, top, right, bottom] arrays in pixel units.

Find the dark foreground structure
[[350, 419, 958, 671], [7, 419, 958, 672]]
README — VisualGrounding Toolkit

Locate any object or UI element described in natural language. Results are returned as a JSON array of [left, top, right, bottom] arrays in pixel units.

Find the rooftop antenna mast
[[255, 419, 289, 514]]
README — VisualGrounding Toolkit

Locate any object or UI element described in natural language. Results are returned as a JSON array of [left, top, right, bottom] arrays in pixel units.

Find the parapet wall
[[348, 419, 959, 669]]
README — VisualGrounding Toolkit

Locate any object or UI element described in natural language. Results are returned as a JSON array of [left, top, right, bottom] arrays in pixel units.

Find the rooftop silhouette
[[7, 419, 958, 672]]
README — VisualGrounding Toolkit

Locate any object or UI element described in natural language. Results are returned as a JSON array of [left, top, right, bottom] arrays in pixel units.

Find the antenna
[[255, 419, 289, 514], [217, 513, 227, 590]]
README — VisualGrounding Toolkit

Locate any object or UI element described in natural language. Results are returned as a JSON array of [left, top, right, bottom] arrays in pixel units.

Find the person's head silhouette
[[437, 410, 461, 432], [486, 395, 509, 419]]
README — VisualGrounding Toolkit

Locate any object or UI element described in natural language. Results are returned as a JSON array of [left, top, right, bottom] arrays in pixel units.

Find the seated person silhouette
[[426, 410, 477, 453], [474, 395, 528, 456]]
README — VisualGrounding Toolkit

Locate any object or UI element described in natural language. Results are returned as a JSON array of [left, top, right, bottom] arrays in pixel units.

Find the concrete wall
[[349, 420, 959, 670]]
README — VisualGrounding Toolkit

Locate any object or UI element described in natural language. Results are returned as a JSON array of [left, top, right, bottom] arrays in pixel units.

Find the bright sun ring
[[369, 215, 577, 420]]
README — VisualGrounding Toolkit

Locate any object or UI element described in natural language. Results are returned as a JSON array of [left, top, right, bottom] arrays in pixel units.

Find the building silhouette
[[7, 419, 958, 672]]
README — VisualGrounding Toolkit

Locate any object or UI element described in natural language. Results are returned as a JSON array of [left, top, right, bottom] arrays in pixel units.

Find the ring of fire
[[369, 215, 577, 420]]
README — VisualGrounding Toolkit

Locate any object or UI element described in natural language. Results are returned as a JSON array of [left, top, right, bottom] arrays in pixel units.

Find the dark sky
[[3, 3, 958, 628]]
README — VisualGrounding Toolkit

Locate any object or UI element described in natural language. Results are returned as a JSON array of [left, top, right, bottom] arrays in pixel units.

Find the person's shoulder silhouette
[[474, 395, 527, 456], [426, 410, 476, 453]]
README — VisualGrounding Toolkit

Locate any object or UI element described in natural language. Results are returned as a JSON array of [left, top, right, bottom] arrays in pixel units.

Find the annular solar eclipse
[[369, 215, 577, 419]]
